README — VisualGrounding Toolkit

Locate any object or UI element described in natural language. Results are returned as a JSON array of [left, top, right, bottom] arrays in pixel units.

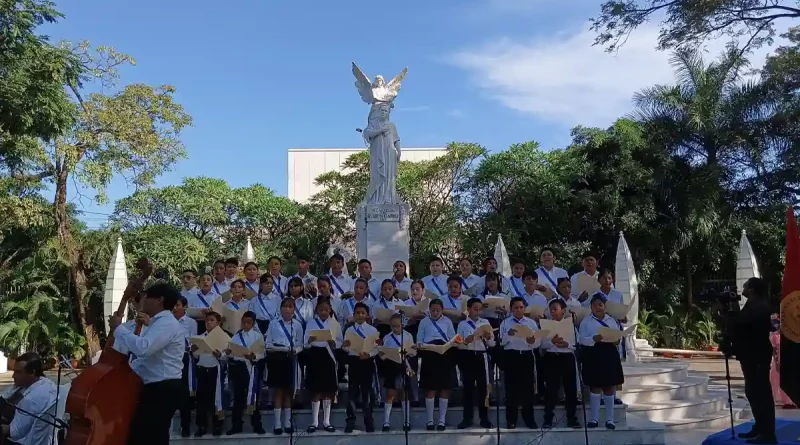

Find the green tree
[[591, 0, 799, 52]]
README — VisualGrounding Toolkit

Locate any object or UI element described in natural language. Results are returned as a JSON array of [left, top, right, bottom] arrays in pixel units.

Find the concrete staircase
[[619, 359, 749, 430]]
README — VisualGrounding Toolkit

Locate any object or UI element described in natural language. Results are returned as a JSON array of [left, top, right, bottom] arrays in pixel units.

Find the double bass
[[63, 258, 152, 445]]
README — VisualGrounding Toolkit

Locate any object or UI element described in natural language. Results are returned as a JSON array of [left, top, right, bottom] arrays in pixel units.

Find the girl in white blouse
[[416, 299, 457, 431], [265, 298, 304, 435], [303, 299, 342, 433], [391, 260, 413, 296], [578, 294, 624, 430]]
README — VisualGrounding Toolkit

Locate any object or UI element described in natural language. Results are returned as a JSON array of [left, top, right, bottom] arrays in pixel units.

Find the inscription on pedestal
[[365, 205, 400, 222]]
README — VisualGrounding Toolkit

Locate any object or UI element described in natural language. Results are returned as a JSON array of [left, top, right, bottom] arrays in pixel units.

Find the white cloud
[[449, 23, 787, 127], [396, 105, 430, 112]]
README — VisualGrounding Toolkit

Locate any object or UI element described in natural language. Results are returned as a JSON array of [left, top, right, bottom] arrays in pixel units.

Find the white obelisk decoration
[[104, 237, 129, 331], [615, 232, 640, 362], [352, 63, 411, 279], [736, 230, 760, 308], [94, 237, 128, 365], [494, 234, 511, 277], [242, 236, 256, 263]]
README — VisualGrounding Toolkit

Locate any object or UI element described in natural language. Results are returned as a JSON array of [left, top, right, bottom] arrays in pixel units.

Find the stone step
[[171, 405, 628, 435], [169, 420, 665, 445], [622, 362, 690, 386], [619, 375, 709, 404], [627, 393, 727, 422]]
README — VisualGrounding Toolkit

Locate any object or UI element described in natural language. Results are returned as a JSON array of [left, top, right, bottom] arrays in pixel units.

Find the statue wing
[[386, 67, 408, 93], [352, 62, 373, 104]]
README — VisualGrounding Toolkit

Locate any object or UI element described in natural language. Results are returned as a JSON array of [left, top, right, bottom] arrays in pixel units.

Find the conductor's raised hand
[[108, 314, 123, 331]]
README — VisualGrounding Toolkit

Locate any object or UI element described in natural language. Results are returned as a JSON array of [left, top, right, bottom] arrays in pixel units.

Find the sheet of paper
[[605, 301, 630, 320], [577, 274, 601, 297], [598, 324, 637, 343], [483, 296, 509, 312], [524, 305, 547, 318], [473, 324, 494, 337], [249, 337, 266, 355], [187, 298, 225, 318], [344, 330, 379, 354], [539, 318, 576, 344], [222, 305, 248, 333], [227, 341, 252, 358], [396, 290, 410, 301], [420, 335, 462, 354], [443, 308, 465, 320], [377, 346, 403, 363], [308, 329, 333, 342], [373, 308, 395, 324], [569, 306, 591, 322], [189, 336, 213, 354], [205, 327, 232, 352]]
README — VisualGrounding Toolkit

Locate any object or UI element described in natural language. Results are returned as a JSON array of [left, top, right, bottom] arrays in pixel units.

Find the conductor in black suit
[[732, 277, 776, 445]]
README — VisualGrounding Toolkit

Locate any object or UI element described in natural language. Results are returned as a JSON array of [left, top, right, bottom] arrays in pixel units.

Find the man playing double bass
[[108, 282, 187, 445], [0, 352, 57, 445]]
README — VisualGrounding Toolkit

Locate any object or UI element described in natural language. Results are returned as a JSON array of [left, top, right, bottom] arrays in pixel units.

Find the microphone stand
[[400, 324, 410, 445], [289, 319, 296, 445], [571, 312, 589, 445], [493, 327, 501, 445]]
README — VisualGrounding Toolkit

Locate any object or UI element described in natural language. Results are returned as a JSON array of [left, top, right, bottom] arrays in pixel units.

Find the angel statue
[[352, 62, 408, 205]]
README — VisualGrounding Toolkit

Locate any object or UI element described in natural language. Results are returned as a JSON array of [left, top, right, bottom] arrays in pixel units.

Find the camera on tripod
[[698, 286, 740, 309]]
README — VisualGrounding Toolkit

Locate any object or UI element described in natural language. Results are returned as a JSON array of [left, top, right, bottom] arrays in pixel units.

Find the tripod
[[572, 312, 590, 445]]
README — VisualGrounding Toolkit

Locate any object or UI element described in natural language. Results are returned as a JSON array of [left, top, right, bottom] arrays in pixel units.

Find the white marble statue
[[352, 62, 407, 205]]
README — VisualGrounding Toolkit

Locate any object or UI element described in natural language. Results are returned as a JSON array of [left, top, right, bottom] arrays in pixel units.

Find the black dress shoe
[[587, 420, 599, 429], [403, 423, 411, 431], [436, 423, 446, 431], [284, 426, 294, 434], [525, 421, 538, 430], [324, 424, 336, 432], [181, 429, 190, 438], [479, 419, 493, 429], [226, 428, 241, 436], [506, 423, 516, 429], [382, 424, 391, 432], [365, 424, 375, 433], [458, 419, 473, 429], [614, 397, 623, 405], [746, 436, 778, 445], [567, 419, 582, 429], [253, 426, 266, 435], [344, 423, 355, 433], [194, 429, 206, 437], [273, 427, 283, 435], [739, 429, 761, 439], [212, 428, 222, 436], [426, 422, 435, 431]]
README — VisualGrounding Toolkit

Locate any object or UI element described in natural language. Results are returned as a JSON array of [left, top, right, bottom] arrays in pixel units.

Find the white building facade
[[287, 147, 446, 203]]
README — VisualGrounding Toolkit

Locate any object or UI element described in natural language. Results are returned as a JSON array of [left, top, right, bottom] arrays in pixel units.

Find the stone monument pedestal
[[356, 202, 410, 280]]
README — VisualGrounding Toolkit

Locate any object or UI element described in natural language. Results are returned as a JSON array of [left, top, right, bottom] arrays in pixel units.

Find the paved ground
[[3, 358, 795, 445]]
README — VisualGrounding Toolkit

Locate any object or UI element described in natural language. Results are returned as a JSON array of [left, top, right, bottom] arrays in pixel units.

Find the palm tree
[[631, 47, 773, 306]]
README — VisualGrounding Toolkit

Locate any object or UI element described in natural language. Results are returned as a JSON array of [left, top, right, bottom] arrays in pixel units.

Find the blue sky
[[43, 1, 787, 227]]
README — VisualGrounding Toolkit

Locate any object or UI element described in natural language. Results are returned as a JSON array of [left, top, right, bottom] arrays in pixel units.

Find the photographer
[[730, 277, 776, 444]]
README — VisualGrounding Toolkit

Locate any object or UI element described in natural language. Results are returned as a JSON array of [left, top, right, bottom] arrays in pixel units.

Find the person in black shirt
[[733, 277, 776, 445]]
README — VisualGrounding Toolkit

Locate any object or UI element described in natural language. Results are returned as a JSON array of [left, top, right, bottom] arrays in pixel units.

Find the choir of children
[[174, 251, 629, 437]]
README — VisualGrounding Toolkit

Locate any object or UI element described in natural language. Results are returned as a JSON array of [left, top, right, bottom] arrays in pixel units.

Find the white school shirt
[[114, 310, 185, 384], [311, 295, 342, 319], [181, 286, 199, 301], [457, 317, 496, 351], [211, 279, 230, 296], [417, 315, 455, 344], [328, 271, 354, 298], [382, 329, 416, 357], [391, 276, 413, 295], [570, 270, 599, 299], [344, 322, 379, 357], [458, 273, 482, 292], [227, 328, 265, 363], [178, 314, 198, 341], [422, 274, 448, 297], [339, 296, 373, 322], [479, 274, 511, 295], [522, 291, 548, 309], [291, 272, 318, 285], [402, 297, 430, 327], [224, 298, 251, 312], [578, 313, 620, 347], [357, 275, 381, 301], [188, 289, 220, 311], [304, 316, 343, 349], [193, 328, 223, 368], [441, 293, 465, 312], [293, 297, 315, 329], [112, 320, 147, 355], [266, 318, 304, 354], [539, 316, 576, 354], [507, 276, 527, 298], [587, 289, 624, 307], [537, 266, 569, 293], [500, 316, 541, 351], [250, 292, 276, 322], [269, 274, 289, 299], [7, 377, 57, 445], [370, 296, 402, 320]]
